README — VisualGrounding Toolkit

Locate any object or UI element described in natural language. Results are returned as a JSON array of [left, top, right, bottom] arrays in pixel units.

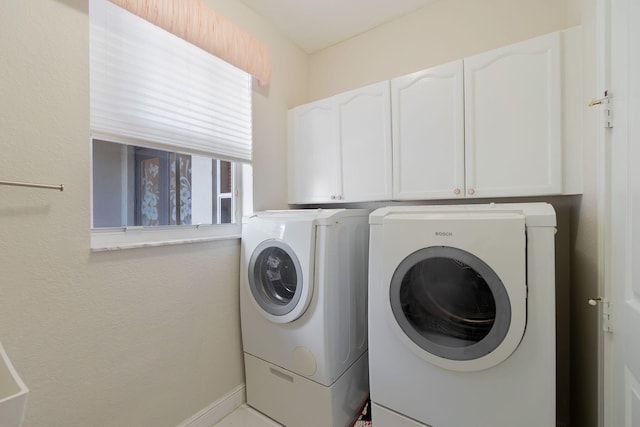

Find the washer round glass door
[[249, 239, 305, 319], [390, 246, 515, 369]]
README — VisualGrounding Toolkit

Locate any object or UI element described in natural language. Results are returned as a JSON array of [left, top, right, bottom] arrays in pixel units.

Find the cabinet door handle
[[453, 188, 461, 195], [468, 188, 476, 195], [330, 195, 336, 200]]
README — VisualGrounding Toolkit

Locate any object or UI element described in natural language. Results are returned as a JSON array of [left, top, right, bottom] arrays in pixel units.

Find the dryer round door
[[389, 245, 524, 372], [248, 239, 312, 324]]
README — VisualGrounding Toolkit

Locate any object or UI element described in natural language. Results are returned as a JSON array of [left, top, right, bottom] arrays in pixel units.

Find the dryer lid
[[381, 212, 528, 372], [249, 239, 304, 317], [390, 246, 511, 362], [244, 214, 318, 324]]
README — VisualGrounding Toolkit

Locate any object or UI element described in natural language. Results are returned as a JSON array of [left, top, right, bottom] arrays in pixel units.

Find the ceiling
[[239, 0, 438, 53]]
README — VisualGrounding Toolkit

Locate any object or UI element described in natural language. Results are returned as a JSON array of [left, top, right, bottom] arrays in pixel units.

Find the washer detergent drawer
[[244, 353, 369, 427]]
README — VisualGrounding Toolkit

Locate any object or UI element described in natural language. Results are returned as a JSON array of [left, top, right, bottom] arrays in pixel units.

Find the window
[[89, 0, 253, 250], [92, 140, 239, 228]]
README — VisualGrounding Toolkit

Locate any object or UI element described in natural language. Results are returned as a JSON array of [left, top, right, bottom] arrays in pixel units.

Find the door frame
[[597, 0, 640, 425], [595, 0, 612, 424]]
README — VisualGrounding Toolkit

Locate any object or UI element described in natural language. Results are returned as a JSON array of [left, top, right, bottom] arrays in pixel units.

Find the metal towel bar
[[0, 180, 64, 191]]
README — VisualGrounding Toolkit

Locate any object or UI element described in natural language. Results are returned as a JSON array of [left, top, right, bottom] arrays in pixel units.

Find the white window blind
[[89, 0, 252, 163]]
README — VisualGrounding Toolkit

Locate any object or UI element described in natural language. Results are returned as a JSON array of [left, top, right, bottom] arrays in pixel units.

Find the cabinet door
[[287, 101, 340, 204], [391, 61, 465, 200], [464, 32, 561, 198], [336, 81, 392, 202]]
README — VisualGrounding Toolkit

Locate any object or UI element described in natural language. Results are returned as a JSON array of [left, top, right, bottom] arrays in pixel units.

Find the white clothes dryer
[[368, 203, 556, 427], [240, 209, 370, 427]]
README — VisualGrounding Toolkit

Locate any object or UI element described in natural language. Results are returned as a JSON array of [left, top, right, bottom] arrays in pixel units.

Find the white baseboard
[[177, 384, 246, 427]]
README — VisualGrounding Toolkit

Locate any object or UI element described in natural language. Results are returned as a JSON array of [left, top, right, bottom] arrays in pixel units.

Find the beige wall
[[204, 0, 309, 211], [570, 1, 600, 426], [0, 0, 600, 426], [0, 1, 305, 426], [303, 0, 599, 426], [307, 0, 580, 101]]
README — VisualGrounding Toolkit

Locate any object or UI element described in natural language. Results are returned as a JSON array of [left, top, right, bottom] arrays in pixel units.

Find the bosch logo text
[[435, 231, 453, 237]]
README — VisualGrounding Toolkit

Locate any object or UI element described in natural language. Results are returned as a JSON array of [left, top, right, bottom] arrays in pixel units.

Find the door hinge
[[588, 297, 613, 333], [601, 300, 613, 333], [588, 91, 613, 128]]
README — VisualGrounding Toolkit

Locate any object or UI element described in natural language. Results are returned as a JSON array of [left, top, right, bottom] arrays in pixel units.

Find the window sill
[[91, 224, 241, 252]]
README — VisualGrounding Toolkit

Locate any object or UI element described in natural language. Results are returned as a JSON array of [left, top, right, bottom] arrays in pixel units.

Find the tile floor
[[214, 405, 282, 427], [214, 403, 369, 427]]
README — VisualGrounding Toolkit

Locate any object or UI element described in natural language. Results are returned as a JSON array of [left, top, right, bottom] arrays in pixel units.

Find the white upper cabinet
[[288, 99, 340, 204], [464, 32, 561, 198], [288, 81, 392, 204], [336, 82, 392, 203], [288, 27, 581, 204], [391, 27, 581, 200], [391, 60, 465, 200]]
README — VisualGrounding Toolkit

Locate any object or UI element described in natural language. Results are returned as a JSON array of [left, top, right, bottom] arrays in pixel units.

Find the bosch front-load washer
[[240, 209, 370, 427], [368, 203, 556, 427]]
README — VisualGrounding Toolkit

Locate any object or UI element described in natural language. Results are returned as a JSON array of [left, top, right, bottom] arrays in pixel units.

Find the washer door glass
[[249, 240, 303, 317], [390, 246, 511, 361]]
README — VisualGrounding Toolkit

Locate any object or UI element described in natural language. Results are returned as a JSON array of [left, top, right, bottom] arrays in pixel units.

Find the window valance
[[107, 0, 271, 85]]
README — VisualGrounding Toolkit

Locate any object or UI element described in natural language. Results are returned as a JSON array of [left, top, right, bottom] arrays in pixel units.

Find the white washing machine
[[368, 203, 556, 427], [240, 209, 370, 427]]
